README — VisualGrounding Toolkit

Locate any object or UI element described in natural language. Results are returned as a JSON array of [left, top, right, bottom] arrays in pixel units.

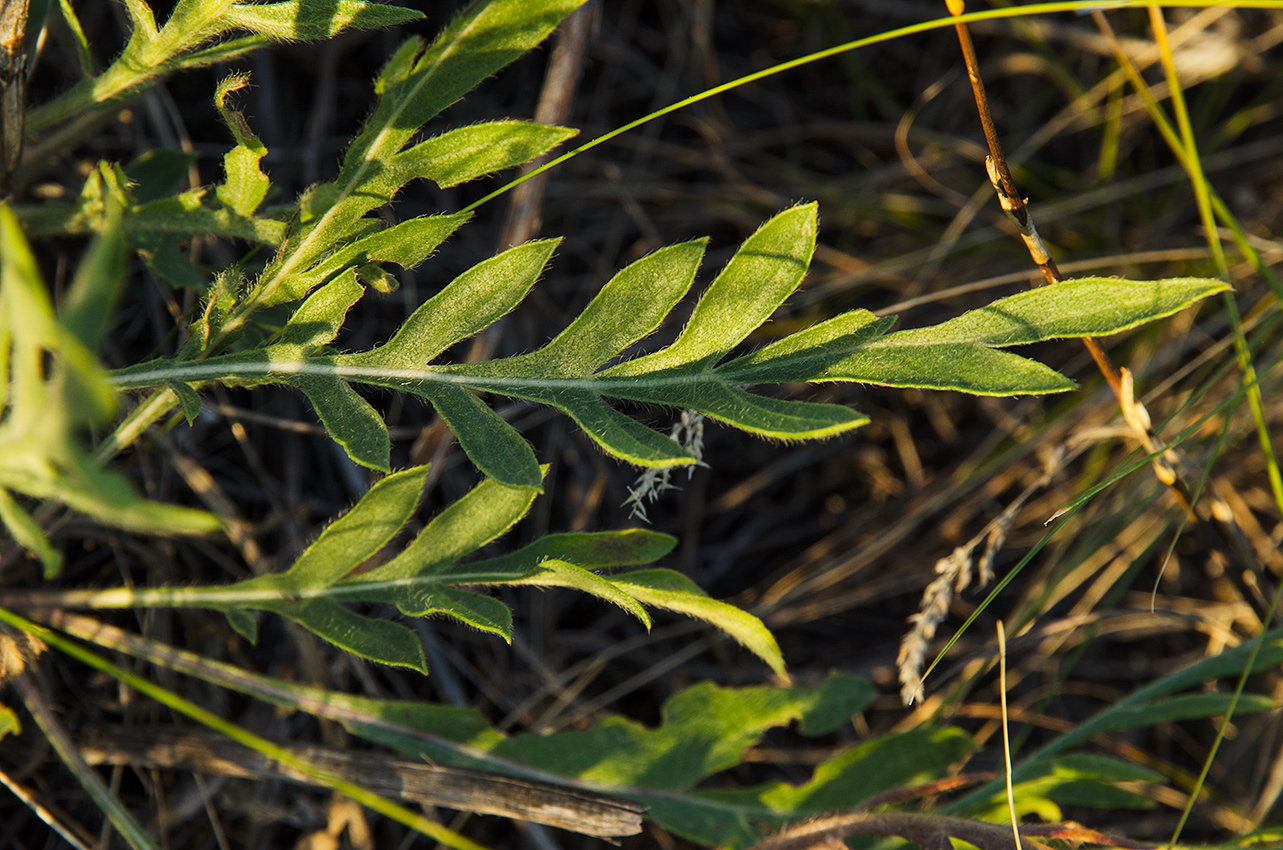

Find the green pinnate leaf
[[393, 121, 578, 189], [612, 569, 785, 678], [78, 469, 705, 670], [462, 239, 706, 379], [914, 275, 1231, 345], [0, 488, 62, 578], [414, 384, 542, 490], [508, 560, 652, 628], [220, 0, 424, 41], [214, 73, 270, 217], [602, 202, 817, 377], [343, 239, 559, 371], [110, 203, 1228, 484], [339, 0, 586, 185], [242, 0, 585, 313], [295, 374, 389, 471]]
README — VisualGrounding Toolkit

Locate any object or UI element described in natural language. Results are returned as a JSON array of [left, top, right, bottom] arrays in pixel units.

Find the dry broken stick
[[0, 0, 29, 199], [80, 725, 646, 839]]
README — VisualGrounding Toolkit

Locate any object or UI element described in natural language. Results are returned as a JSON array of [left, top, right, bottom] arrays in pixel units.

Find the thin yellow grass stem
[[997, 621, 1023, 850]]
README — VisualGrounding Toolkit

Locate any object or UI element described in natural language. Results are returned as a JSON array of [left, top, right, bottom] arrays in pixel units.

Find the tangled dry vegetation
[[2, 2, 1282, 848]]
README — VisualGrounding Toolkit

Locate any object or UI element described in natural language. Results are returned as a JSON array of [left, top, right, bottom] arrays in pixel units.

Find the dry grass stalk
[[898, 447, 1065, 705]]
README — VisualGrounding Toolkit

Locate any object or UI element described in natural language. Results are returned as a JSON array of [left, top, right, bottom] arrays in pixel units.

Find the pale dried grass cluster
[[623, 410, 707, 522], [897, 447, 1065, 705]]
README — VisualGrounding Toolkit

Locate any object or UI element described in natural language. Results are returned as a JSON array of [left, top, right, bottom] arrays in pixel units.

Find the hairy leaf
[[110, 201, 1227, 488], [220, 0, 424, 41], [0, 206, 221, 566], [88, 467, 694, 672], [612, 570, 785, 678]]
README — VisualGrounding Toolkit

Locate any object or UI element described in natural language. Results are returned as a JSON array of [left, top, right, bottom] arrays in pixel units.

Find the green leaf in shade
[[396, 587, 512, 640], [392, 121, 578, 188], [644, 727, 975, 848], [123, 148, 198, 203], [488, 673, 873, 787], [295, 374, 389, 471], [611, 569, 785, 678], [59, 203, 127, 353], [549, 391, 696, 468], [278, 597, 428, 673], [415, 384, 541, 490], [168, 381, 203, 424], [224, 607, 258, 644], [140, 239, 210, 289], [1095, 692, 1276, 732], [465, 529, 678, 582], [0, 487, 61, 578], [219, 0, 424, 41]]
